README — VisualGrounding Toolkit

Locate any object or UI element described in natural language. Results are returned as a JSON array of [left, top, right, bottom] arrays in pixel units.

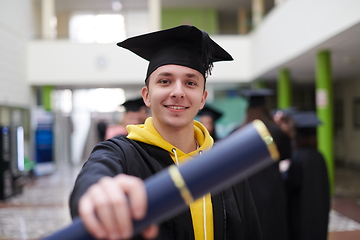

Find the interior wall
[[0, 0, 36, 107], [162, 8, 218, 34], [334, 77, 360, 166], [57, 12, 70, 39]]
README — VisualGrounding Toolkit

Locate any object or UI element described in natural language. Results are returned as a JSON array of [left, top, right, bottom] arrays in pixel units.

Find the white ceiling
[[54, 0, 360, 82], [261, 22, 360, 82]]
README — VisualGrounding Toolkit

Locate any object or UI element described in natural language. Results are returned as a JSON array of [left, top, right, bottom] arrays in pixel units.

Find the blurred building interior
[[1, 0, 360, 239]]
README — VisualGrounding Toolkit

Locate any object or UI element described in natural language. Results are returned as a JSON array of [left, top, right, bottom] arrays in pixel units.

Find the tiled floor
[[0, 164, 360, 240], [329, 165, 360, 240], [0, 164, 80, 240]]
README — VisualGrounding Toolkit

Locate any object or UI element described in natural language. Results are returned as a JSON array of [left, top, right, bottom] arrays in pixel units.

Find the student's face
[[142, 64, 208, 130]]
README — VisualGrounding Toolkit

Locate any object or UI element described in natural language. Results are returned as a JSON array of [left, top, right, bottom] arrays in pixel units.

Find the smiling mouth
[[165, 105, 189, 110]]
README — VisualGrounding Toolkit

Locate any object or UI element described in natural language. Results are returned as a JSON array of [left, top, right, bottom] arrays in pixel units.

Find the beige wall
[[334, 77, 360, 166], [57, 12, 70, 39], [0, 0, 37, 108]]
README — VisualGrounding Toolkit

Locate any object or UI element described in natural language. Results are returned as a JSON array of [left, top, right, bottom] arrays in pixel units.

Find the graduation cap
[[239, 89, 274, 107], [292, 111, 322, 136], [291, 111, 322, 128], [198, 105, 223, 122], [117, 25, 233, 80], [121, 97, 146, 112]]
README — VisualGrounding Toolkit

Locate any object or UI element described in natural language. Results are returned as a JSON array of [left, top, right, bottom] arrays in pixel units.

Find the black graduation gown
[[286, 146, 330, 240], [233, 123, 291, 240], [247, 162, 289, 240], [69, 136, 262, 240]]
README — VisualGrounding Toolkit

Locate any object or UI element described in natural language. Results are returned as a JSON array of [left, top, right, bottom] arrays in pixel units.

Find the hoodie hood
[[126, 117, 213, 164]]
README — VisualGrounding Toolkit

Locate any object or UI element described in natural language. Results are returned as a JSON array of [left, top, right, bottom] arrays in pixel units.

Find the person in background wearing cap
[[230, 88, 292, 240], [272, 107, 299, 177], [197, 105, 223, 142], [273, 107, 298, 144], [285, 111, 330, 240], [69, 25, 262, 240], [104, 97, 149, 139]]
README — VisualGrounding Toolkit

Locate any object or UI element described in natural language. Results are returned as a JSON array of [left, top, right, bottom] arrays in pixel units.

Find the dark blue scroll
[[43, 120, 279, 240]]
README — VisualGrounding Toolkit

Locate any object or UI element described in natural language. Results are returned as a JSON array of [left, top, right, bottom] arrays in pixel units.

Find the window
[[69, 13, 126, 43]]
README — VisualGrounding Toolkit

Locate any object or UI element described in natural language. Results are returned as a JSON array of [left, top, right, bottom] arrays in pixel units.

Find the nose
[[170, 81, 185, 98]]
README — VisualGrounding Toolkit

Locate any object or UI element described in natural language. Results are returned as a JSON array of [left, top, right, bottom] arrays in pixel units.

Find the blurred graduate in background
[[286, 111, 330, 240], [272, 107, 299, 176], [273, 107, 299, 143], [104, 97, 149, 139], [230, 88, 292, 240], [197, 104, 223, 142]]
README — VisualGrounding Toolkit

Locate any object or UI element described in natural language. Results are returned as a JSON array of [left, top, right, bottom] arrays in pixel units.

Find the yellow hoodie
[[127, 117, 214, 240]]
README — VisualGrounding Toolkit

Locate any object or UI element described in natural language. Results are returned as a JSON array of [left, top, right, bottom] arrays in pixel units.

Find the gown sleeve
[[69, 139, 128, 218]]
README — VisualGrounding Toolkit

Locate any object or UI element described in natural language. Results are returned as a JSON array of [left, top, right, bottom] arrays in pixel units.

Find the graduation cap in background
[[198, 105, 223, 122], [239, 88, 274, 107], [291, 111, 322, 128], [121, 97, 146, 112], [291, 111, 322, 136], [117, 25, 233, 80]]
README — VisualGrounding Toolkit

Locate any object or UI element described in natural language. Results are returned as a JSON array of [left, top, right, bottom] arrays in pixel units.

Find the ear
[[199, 90, 208, 110], [141, 86, 151, 107]]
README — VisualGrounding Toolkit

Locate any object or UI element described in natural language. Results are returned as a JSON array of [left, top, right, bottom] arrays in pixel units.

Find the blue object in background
[[35, 123, 53, 164]]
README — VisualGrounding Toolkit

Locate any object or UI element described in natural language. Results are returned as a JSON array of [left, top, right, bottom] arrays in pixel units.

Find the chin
[[164, 118, 192, 129]]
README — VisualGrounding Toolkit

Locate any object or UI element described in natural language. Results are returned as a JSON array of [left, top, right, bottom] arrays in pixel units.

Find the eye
[[159, 79, 170, 84], [186, 81, 197, 86]]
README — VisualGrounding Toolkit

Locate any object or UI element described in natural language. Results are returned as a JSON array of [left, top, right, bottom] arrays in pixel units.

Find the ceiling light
[[112, 0, 122, 11]]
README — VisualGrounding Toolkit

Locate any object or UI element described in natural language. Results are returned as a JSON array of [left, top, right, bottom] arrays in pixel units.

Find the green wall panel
[[162, 8, 218, 34]]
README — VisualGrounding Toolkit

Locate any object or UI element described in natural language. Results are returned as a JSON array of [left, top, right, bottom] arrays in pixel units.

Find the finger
[[114, 174, 148, 220], [79, 189, 106, 239], [141, 224, 159, 239], [99, 176, 133, 239], [95, 177, 129, 240]]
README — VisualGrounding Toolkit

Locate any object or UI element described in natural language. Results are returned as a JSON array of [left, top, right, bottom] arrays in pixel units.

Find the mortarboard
[[291, 111, 322, 128], [198, 105, 223, 122], [117, 25, 233, 80], [121, 97, 145, 112], [292, 111, 322, 136], [239, 89, 274, 107]]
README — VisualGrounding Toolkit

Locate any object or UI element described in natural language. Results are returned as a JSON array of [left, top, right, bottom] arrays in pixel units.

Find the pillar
[[316, 50, 334, 195], [255, 80, 266, 89], [43, 86, 54, 111], [252, 0, 265, 28], [277, 68, 292, 109], [41, 0, 57, 39], [148, 0, 161, 31], [237, 8, 248, 35]]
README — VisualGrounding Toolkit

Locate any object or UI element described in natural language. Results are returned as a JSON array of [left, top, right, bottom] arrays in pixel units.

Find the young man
[[69, 25, 261, 240]]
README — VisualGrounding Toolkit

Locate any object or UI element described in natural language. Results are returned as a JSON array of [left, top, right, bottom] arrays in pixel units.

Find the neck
[[153, 121, 197, 154]]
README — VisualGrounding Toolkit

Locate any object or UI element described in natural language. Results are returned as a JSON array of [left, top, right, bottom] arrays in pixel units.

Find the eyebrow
[[157, 72, 200, 79]]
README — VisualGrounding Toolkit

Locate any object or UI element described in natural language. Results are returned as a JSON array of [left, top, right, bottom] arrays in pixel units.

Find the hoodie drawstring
[[198, 150, 207, 240], [172, 148, 179, 165]]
